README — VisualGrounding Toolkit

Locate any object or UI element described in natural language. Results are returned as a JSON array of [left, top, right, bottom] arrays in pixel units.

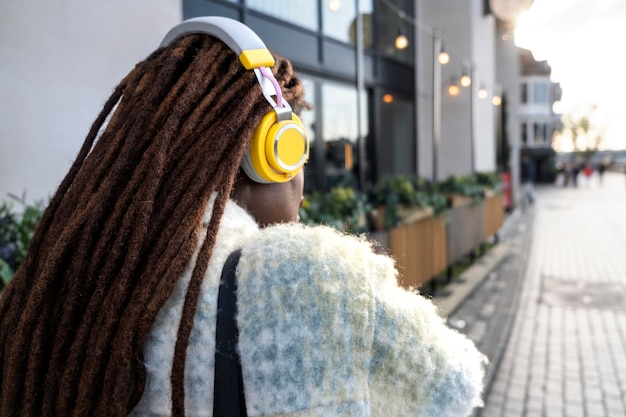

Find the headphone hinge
[[275, 107, 292, 122]]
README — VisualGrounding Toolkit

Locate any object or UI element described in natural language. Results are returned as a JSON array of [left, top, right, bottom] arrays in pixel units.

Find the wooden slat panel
[[388, 215, 447, 290], [445, 200, 485, 265], [484, 194, 504, 238]]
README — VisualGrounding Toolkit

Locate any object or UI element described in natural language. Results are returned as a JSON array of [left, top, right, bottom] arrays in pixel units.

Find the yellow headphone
[[160, 16, 309, 184]]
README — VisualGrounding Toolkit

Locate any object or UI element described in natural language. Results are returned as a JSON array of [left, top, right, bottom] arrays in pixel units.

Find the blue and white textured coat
[[131, 199, 487, 417]]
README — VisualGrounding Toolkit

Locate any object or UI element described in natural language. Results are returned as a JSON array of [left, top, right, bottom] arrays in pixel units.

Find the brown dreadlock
[[0, 33, 307, 417]]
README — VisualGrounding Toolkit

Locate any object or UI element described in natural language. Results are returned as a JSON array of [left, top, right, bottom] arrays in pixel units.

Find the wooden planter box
[[483, 194, 505, 239], [367, 212, 447, 290], [445, 196, 485, 265], [368, 205, 433, 232], [367, 194, 503, 290]]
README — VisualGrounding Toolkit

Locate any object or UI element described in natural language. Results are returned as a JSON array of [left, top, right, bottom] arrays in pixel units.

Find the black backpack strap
[[213, 249, 247, 417]]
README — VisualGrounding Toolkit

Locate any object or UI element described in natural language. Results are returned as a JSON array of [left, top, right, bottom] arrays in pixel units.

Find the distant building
[[518, 48, 562, 182]]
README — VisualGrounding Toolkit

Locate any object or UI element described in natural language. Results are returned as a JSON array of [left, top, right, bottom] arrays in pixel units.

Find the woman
[[0, 17, 486, 417]]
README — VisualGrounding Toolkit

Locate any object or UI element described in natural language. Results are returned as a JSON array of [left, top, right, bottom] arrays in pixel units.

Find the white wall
[[471, 1, 497, 173], [417, 0, 497, 181], [416, 3, 435, 180], [436, 0, 473, 179], [0, 0, 181, 204]]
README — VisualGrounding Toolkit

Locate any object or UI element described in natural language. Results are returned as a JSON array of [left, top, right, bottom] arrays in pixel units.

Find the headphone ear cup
[[244, 111, 309, 183], [240, 151, 268, 183]]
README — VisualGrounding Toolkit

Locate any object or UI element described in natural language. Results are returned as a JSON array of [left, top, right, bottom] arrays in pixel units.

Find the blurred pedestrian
[[555, 162, 565, 187], [597, 161, 606, 185], [571, 162, 581, 187], [583, 163, 593, 187]]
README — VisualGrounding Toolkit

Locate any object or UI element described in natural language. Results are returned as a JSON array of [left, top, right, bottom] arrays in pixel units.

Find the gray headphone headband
[[160, 16, 268, 64]]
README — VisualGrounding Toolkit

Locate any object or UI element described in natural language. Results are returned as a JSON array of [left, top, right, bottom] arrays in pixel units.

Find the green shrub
[[438, 175, 485, 202], [299, 186, 371, 234], [0, 193, 46, 287], [370, 175, 448, 228], [474, 171, 504, 194]]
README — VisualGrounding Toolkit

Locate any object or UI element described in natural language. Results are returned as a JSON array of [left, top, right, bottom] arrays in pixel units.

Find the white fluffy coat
[[130, 199, 486, 417]]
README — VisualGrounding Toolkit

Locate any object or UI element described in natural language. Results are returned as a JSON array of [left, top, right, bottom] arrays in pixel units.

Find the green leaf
[[0, 258, 14, 286]]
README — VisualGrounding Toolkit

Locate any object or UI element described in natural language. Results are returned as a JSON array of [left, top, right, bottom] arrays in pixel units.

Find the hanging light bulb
[[460, 65, 471, 87], [478, 86, 488, 99], [492, 95, 502, 106], [395, 30, 409, 50], [438, 43, 450, 65], [328, 0, 341, 12], [448, 78, 460, 96], [383, 93, 394, 103]]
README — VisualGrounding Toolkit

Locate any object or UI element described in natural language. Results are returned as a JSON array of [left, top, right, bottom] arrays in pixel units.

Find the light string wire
[[377, 0, 500, 98]]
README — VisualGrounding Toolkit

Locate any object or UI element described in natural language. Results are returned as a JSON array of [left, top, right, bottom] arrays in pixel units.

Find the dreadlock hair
[[0, 33, 307, 417]]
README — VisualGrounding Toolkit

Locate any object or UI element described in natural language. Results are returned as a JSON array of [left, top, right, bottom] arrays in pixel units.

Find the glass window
[[533, 122, 547, 143], [322, 81, 364, 188], [374, 0, 413, 63], [520, 82, 528, 103], [299, 76, 316, 144], [521, 122, 528, 144], [532, 82, 549, 104], [323, 0, 373, 47], [246, 0, 318, 31], [298, 76, 317, 192], [380, 92, 414, 175]]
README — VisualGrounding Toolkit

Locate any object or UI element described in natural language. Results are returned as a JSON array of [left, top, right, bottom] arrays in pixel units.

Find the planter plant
[[299, 185, 371, 234], [474, 171, 504, 196], [369, 175, 440, 230], [413, 177, 448, 217], [438, 175, 485, 205], [0, 193, 46, 288]]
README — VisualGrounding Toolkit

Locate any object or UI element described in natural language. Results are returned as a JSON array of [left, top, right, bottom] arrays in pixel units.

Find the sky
[[514, 0, 626, 151]]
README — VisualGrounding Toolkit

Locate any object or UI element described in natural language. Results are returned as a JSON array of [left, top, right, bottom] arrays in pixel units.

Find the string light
[[448, 78, 460, 96], [379, 0, 501, 106], [328, 0, 341, 12], [395, 30, 409, 50], [460, 73, 471, 87], [459, 60, 472, 87], [438, 47, 450, 64]]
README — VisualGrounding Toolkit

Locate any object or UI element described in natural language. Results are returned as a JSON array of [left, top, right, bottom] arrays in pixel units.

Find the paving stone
[[563, 403, 585, 417], [585, 400, 606, 416]]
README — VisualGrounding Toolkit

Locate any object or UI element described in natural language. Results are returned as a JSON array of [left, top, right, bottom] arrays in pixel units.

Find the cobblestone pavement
[[451, 171, 626, 417]]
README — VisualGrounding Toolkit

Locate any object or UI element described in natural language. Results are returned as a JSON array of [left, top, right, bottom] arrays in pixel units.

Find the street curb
[[434, 241, 510, 318], [432, 207, 522, 318]]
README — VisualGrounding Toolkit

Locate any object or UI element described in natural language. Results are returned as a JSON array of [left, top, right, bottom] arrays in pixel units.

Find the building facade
[[183, 0, 501, 192], [184, 0, 423, 193], [518, 48, 562, 183], [1, 0, 534, 203]]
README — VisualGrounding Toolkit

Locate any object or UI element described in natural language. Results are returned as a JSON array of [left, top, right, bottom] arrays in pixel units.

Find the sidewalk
[[442, 171, 626, 417], [433, 201, 533, 402]]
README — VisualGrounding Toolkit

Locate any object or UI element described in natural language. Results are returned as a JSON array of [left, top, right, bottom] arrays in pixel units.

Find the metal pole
[[413, 6, 420, 178], [432, 29, 442, 184], [470, 64, 476, 173], [355, 2, 366, 189]]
